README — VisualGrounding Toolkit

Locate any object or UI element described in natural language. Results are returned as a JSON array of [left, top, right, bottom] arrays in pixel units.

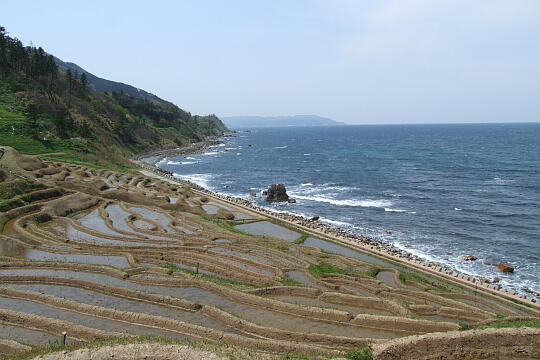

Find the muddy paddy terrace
[[0, 146, 538, 360]]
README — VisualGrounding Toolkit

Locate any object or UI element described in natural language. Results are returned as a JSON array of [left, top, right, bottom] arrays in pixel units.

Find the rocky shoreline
[[134, 137, 226, 166], [134, 140, 539, 305]]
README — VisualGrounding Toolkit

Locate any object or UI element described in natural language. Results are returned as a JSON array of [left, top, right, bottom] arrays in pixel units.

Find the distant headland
[[221, 115, 346, 129]]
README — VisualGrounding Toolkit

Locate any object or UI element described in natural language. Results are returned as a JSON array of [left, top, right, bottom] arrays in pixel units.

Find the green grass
[[41, 153, 139, 173], [308, 261, 347, 278], [200, 216, 250, 235], [397, 269, 453, 292], [164, 263, 261, 290], [476, 319, 540, 330], [0, 179, 46, 201], [363, 267, 380, 278], [281, 274, 304, 287], [0, 133, 57, 155], [293, 233, 310, 245], [0, 179, 50, 211], [345, 347, 373, 360], [0, 104, 25, 123]]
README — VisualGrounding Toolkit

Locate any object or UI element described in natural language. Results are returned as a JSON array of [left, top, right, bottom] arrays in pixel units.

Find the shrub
[[33, 213, 52, 224], [346, 347, 373, 360]]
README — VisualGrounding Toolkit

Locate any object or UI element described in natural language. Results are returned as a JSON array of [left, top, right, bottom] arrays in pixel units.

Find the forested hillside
[[0, 26, 227, 170]]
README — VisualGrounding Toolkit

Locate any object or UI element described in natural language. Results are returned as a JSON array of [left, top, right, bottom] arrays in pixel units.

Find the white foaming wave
[[392, 241, 441, 263], [454, 207, 463, 211], [186, 156, 197, 160], [290, 184, 359, 195], [273, 145, 288, 149], [493, 177, 514, 185], [384, 208, 406, 212], [167, 160, 197, 165], [236, 153, 241, 156], [261, 207, 311, 219], [384, 208, 416, 214], [224, 147, 237, 150], [172, 173, 212, 189], [292, 194, 392, 208], [303, 153, 311, 156], [202, 151, 219, 156], [320, 217, 354, 228]]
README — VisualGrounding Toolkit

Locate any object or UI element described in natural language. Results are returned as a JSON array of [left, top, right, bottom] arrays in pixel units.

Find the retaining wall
[[372, 327, 540, 360]]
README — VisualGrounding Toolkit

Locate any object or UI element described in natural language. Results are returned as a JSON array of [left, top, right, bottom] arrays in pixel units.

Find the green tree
[[80, 72, 88, 89]]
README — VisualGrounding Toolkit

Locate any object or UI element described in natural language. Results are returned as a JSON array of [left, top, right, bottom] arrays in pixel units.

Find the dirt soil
[[30, 343, 227, 360]]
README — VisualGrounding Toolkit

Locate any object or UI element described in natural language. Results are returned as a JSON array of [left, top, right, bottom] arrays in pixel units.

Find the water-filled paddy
[[235, 221, 301, 242], [0, 324, 60, 346], [4, 284, 234, 333], [0, 296, 194, 340]]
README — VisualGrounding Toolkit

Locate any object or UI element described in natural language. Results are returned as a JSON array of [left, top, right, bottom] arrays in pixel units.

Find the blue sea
[[157, 123, 540, 297]]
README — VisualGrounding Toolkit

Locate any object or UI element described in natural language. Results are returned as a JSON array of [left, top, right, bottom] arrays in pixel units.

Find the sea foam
[[292, 194, 392, 208]]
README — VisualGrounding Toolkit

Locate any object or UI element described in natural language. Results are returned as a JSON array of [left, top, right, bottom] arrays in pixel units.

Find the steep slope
[[0, 26, 227, 169], [54, 56, 164, 102]]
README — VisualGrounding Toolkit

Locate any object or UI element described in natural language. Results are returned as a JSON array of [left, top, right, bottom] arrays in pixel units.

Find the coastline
[[133, 140, 540, 310], [134, 136, 227, 166]]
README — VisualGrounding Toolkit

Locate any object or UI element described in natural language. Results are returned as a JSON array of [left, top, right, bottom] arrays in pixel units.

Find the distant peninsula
[[221, 115, 346, 129]]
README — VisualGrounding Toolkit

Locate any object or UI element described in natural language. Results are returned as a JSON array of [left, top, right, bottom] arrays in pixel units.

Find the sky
[[2, 0, 540, 124]]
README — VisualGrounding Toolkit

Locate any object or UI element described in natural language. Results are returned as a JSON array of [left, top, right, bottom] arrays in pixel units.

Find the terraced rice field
[[0, 147, 539, 359]]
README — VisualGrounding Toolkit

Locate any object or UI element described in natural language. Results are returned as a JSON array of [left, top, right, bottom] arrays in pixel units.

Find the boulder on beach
[[310, 215, 320, 221], [496, 263, 514, 273], [265, 184, 289, 202]]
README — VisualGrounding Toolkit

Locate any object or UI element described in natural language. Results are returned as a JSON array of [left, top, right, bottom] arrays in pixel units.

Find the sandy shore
[[133, 145, 540, 310]]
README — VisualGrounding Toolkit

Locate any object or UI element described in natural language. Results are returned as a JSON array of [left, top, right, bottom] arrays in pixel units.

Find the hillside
[[221, 115, 346, 129], [54, 56, 164, 102], [0, 26, 227, 170]]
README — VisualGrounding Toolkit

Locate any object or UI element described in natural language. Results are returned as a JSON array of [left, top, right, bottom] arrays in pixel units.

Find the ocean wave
[[167, 160, 196, 165], [490, 177, 515, 186], [202, 151, 219, 156], [454, 207, 463, 211], [292, 194, 392, 208], [320, 217, 354, 228], [172, 173, 213, 189], [303, 153, 311, 156], [186, 156, 197, 160], [290, 184, 359, 195], [384, 208, 406, 213], [273, 146, 288, 149]]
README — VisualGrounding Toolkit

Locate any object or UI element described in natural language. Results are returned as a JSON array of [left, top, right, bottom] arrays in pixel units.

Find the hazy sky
[[3, 1, 540, 124]]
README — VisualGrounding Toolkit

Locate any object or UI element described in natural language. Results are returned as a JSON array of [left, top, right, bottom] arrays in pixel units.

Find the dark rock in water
[[310, 216, 320, 221], [496, 263, 514, 273], [459, 255, 478, 261], [266, 184, 289, 202], [262, 190, 268, 196], [288, 198, 296, 203], [249, 192, 257, 197]]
